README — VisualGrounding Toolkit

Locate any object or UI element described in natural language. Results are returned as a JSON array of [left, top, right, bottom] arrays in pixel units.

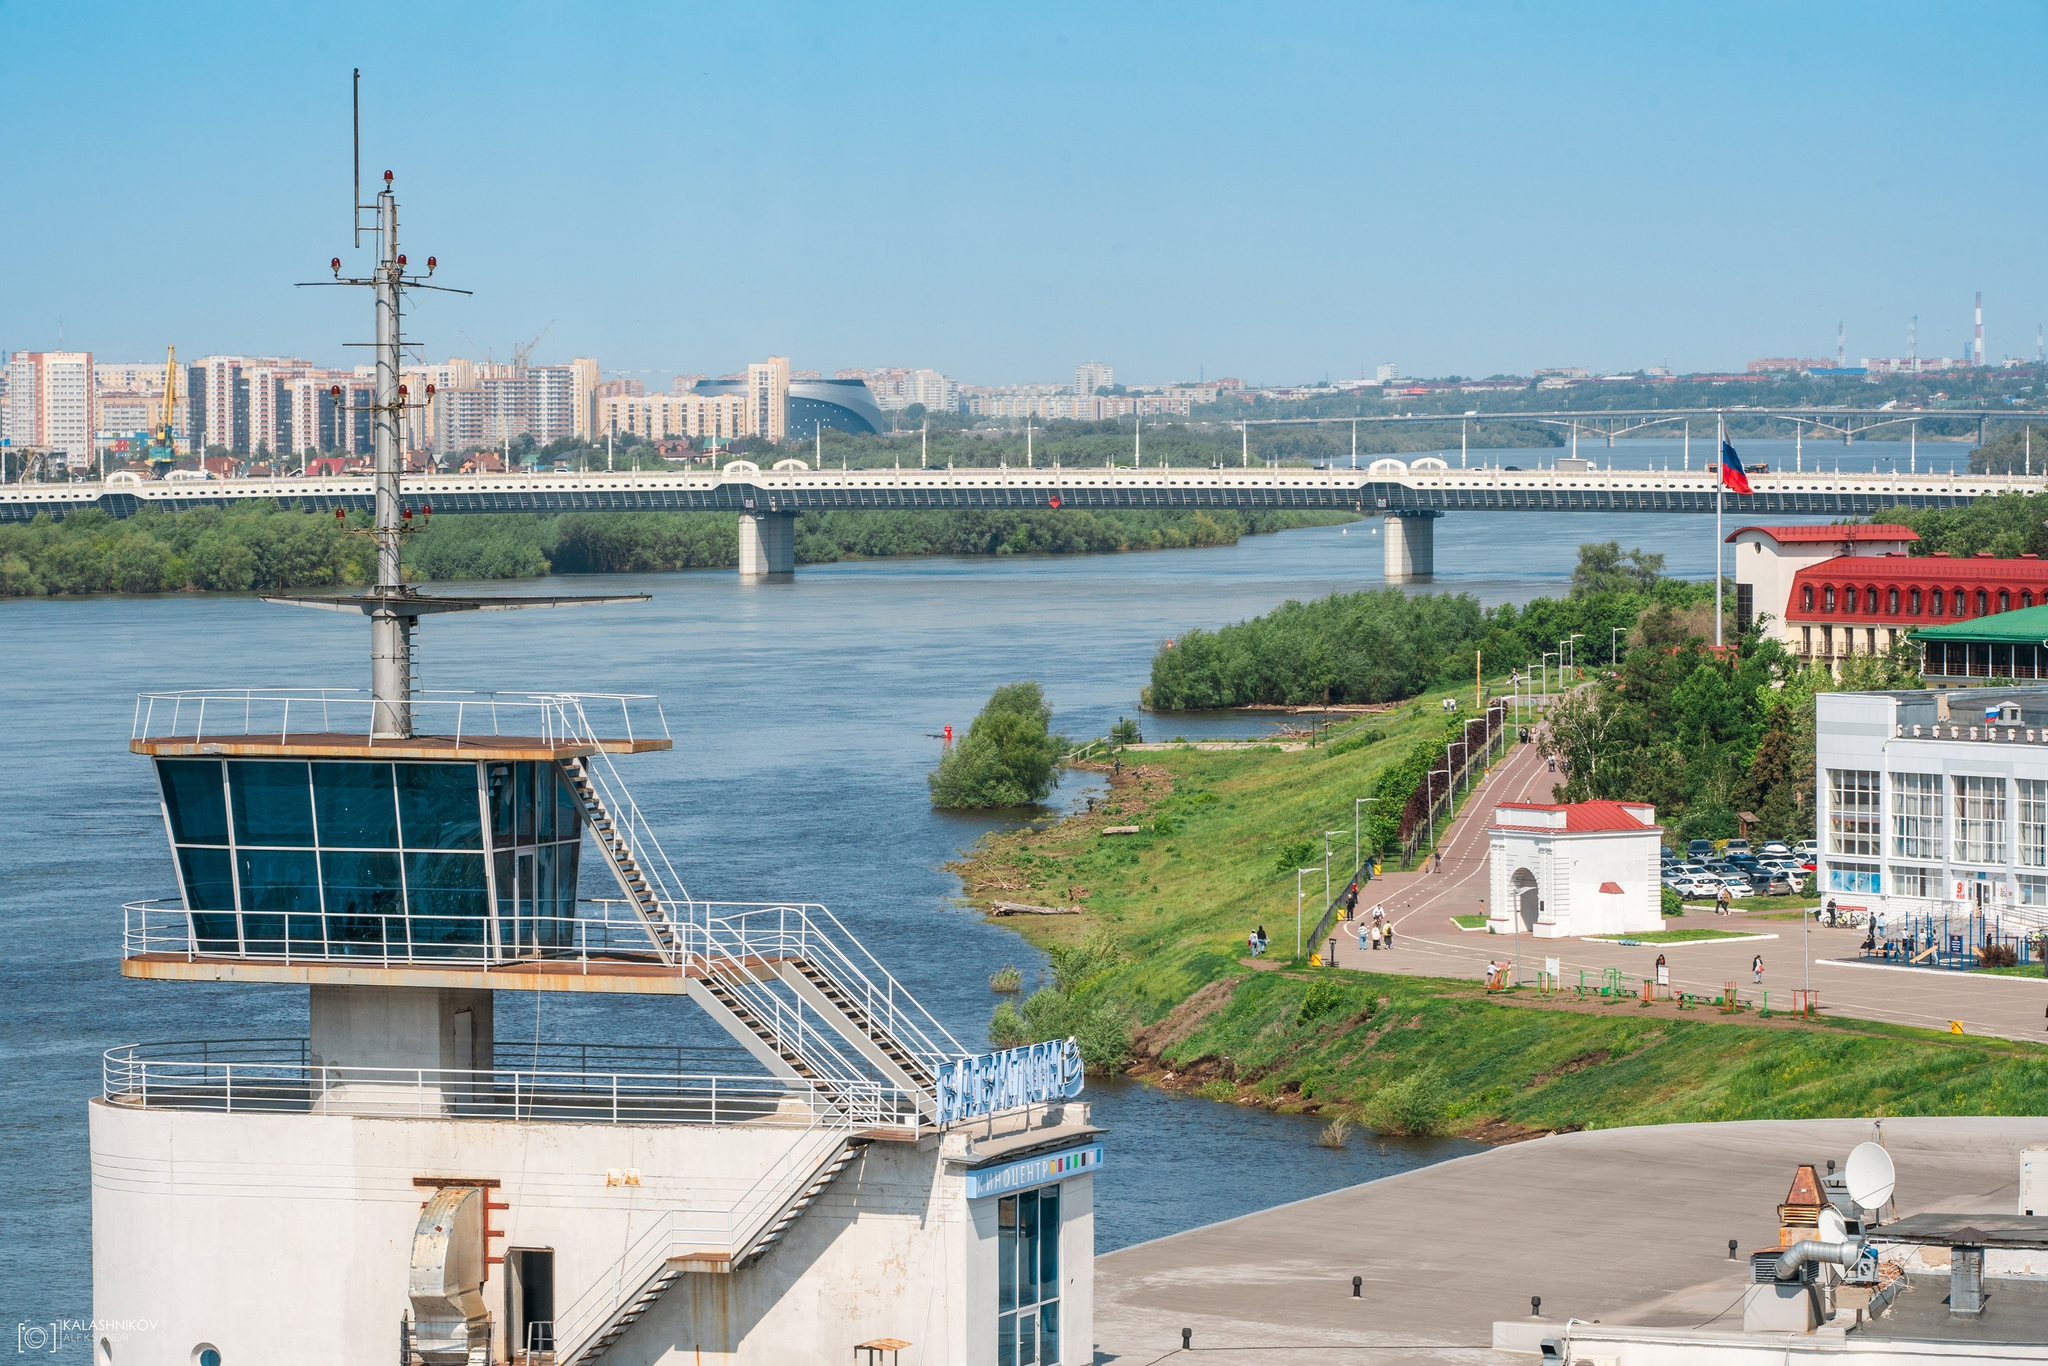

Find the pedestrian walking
[[1752, 953, 1764, 985], [1383, 921, 1394, 950], [1432, 848, 1443, 874], [1369, 921, 1382, 951]]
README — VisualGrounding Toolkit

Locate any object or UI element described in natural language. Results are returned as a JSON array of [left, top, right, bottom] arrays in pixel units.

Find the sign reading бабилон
[[934, 1037, 1084, 1126], [963, 1144, 1103, 1200]]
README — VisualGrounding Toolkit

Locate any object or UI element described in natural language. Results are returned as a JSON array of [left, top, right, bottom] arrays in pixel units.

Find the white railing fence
[[131, 688, 670, 750], [101, 1039, 915, 1131]]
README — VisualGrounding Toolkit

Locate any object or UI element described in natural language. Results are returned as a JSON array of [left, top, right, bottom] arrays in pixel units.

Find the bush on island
[[929, 681, 1065, 809]]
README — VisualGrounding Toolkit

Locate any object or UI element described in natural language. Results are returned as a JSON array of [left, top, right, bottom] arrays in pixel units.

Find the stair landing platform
[[120, 951, 791, 995]]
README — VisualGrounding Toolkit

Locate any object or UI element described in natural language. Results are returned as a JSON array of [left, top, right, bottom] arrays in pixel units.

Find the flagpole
[[1715, 411, 1724, 649]]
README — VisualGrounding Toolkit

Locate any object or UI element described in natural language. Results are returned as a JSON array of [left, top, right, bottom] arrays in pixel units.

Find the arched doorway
[[1510, 868, 1539, 932]]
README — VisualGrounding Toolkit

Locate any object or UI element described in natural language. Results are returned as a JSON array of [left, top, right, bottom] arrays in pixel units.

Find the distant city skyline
[[4, 3, 2045, 382]]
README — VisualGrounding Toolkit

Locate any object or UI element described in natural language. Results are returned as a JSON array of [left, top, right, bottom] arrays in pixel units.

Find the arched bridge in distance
[[4, 458, 2038, 581]]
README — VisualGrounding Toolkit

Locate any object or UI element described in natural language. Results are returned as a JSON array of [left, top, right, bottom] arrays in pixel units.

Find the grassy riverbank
[[953, 692, 2048, 1140], [0, 504, 1354, 596]]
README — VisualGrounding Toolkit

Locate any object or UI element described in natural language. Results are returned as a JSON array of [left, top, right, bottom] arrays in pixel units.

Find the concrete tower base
[[738, 511, 797, 577], [1383, 510, 1442, 582]]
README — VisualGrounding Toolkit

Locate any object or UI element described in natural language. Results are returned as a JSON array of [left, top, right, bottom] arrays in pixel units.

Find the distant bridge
[[5, 459, 2037, 580]]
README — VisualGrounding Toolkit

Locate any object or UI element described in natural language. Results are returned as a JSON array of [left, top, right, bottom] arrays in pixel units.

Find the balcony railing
[[131, 688, 669, 748], [102, 1038, 918, 1131]]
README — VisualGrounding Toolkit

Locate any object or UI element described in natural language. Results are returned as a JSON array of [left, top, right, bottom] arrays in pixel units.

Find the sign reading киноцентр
[[934, 1037, 1084, 1126], [963, 1144, 1104, 1200]]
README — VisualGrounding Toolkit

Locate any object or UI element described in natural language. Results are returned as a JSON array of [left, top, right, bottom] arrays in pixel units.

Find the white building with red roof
[[1726, 523, 1918, 648], [1487, 800, 1663, 939]]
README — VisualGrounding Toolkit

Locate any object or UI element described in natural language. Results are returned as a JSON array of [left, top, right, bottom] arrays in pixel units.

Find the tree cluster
[[928, 682, 1066, 809]]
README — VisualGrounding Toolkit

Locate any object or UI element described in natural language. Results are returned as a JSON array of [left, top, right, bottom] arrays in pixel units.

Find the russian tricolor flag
[[1720, 439, 1753, 496]]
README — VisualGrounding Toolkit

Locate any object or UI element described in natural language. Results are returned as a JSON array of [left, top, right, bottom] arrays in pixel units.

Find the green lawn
[[1451, 914, 1488, 930], [956, 684, 2048, 1140], [1977, 963, 2048, 978], [1587, 928, 1768, 945]]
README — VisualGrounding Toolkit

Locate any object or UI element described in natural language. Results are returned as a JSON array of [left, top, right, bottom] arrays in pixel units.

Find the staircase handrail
[[676, 915, 884, 1100], [549, 696, 692, 945], [550, 1122, 851, 1363], [706, 902, 967, 1076]]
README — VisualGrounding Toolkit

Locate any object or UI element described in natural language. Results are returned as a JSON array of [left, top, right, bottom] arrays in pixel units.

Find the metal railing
[[122, 897, 676, 969], [102, 1038, 917, 1131], [131, 688, 670, 749], [548, 1124, 852, 1363]]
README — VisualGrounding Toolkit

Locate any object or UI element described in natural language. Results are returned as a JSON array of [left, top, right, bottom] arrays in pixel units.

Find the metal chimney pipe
[[1774, 1238, 1864, 1281]]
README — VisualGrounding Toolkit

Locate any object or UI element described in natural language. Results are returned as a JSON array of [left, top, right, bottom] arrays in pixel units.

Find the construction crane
[[147, 345, 179, 471]]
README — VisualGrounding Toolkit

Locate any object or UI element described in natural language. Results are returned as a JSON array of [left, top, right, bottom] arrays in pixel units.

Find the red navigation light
[[329, 385, 342, 398], [330, 256, 341, 272], [335, 508, 346, 521], [397, 254, 406, 267], [425, 384, 435, 396], [426, 256, 436, 270], [399, 385, 408, 397], [383, 170, 393, 183], [423, 505, 432, 516], [402, 507, 413, 520]]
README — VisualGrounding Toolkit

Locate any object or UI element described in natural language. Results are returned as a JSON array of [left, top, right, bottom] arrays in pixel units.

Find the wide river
[[0, 437, 1945, 1320]]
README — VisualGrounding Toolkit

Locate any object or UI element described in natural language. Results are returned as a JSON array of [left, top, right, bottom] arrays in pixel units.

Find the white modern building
[[4, 350, 96, 467], [1487, 800, 1664, 939], [1815, 685, 2048, 930], [1727, 524, 1919, 645]]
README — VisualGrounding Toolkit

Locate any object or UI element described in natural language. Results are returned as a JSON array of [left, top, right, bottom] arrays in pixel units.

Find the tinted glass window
[[177, 846, 236, 909], [397, 764, 483, 850], [229, 761, 314, 846], [319, 850, 403, 919], [159, 759, 229, 845], [312, 762, 399, 848], [237, 848, 320, 913]]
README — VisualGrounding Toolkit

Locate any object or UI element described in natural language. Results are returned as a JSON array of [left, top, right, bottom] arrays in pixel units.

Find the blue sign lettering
[[964, 1144, 1103, 1200], [934, 1037, 1084, 1126]]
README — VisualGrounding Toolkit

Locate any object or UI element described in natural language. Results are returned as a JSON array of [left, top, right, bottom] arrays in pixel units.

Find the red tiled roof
[[1493, 800, 1661, 833], [1725, 524, 1919, 545], [1785, 554, 2048, 624]]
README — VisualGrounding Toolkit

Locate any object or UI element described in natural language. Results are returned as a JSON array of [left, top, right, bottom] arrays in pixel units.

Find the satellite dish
[[1845, 1142, 1896, 1212], [1819, 1205, 1847, 1244]]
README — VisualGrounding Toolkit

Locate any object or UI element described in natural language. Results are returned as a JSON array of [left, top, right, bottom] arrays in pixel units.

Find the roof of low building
[[1726, 523, 1919, 545], [1493, 800, 1661, 834], [1911, 602, 2048, 644]]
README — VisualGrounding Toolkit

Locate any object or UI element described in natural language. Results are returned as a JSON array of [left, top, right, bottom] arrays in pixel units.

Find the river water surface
[[0, 438, 1940, 1319]]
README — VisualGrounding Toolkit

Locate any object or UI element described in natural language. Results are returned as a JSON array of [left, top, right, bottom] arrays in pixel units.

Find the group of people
[[1247, 925, 1270, 956], [1359, 905, 1395, 952]]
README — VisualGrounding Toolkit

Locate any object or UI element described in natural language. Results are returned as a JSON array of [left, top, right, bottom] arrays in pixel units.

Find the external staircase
[[559, 755, 683, 961], [552, 1134, 871, 1364]]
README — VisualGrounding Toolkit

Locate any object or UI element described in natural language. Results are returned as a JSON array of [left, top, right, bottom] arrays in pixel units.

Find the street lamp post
[[1611, 626, 1624, 667], [1540, 651, 1560, 702], [1426, 766, 1450, 854], [1354, 797, 1378, 876], [1464, 716, 1487, 777], [1324, 829, 1344, 929], [1296, 866, 1319, 958]]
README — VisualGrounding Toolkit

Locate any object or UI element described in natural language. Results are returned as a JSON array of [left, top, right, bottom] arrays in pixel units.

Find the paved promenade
[[1092, 1116, 2048, 1365], [1324, 737, 2048, 1045]]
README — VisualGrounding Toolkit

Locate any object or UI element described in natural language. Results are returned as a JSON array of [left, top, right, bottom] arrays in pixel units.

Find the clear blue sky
[[3, 1, 2043, 385]]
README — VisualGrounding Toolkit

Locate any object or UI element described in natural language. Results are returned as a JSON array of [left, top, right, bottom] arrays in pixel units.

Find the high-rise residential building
[[4, 351, 95, 467], [1073, 361, 1114, 397], [189, 356, 304, 453], [569, 357, 599, 441], [838, 367, 959, 412], [600, 391, 750, 443], [1375, 363, 1398, 384], [747, 356, 790, 442]]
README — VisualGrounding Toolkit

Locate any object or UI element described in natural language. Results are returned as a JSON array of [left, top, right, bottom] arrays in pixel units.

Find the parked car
[[1793, 840, 1819, 858], [1762, 873, 1798, 896], [1677, 876, 1720, 899], [1716, 877, 1757, 899], [1723, 838, 1752, 856], [1688, 839, 1715, 858], [1760, 841, 1792, 858]]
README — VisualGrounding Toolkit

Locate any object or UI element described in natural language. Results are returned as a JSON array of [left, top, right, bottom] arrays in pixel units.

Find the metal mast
[[278, 70, 640, 738], [368, 170, 410, 736]]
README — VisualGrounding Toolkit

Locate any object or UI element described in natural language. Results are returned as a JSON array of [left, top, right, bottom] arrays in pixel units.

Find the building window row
[[1800, 583, 2038, 619]]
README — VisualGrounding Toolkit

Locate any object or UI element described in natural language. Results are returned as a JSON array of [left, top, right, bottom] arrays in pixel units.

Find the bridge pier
[[1383, 510, 1442, 583], [737, 510, 797, 578]]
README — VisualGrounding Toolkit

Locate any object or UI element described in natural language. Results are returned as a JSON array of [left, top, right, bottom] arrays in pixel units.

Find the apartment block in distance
[[4, 351, 95, 467]]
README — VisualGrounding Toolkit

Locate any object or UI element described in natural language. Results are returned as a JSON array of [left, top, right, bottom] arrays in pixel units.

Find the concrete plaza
[[1092, 1116, 2048, 1365], [1325, 736, 2048, 1045]]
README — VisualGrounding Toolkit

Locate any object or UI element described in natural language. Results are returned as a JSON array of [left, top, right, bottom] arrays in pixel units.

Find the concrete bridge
[[6, 459, 2036, 580]]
